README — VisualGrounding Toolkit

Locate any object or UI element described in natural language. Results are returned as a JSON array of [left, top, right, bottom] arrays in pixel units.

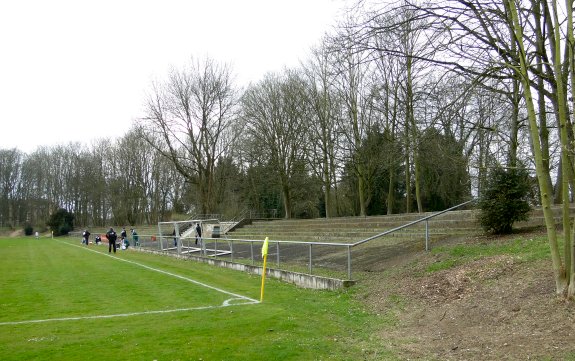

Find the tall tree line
[[0, 128, 187, 229], [2, 0, 556, 235], [351, 0, 573, 295]]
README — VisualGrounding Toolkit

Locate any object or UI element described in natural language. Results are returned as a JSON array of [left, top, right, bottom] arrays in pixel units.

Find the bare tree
[[370, 30, 404, 214], [0, 148, 23, 227], [394, 0, 574, 296], [241, 70, 310, 218], [301, 41, 343, 218], [328, 21, 374, 216], [140, 56, 240, 215]]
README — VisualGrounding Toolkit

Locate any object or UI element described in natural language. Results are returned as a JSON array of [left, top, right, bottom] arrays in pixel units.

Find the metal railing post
[[230, 241, 234, 263], [250, 241, 254, 265], [276, 242, 280, 267], [425, 219, 430, 251], [309, 243, 313, 274], [347, 245, 352, 280]]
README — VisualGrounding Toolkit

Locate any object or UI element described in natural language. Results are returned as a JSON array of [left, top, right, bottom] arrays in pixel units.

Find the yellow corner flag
[[261, 236, 269, 258], [260, 237, 269, 302]]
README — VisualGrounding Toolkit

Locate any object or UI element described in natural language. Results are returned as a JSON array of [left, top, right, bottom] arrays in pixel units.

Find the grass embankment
[[427, 231, 552, 273]]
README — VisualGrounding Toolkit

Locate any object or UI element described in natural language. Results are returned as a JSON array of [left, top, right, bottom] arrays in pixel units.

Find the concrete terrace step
[[229, 227, 477, 239], [238, 220, 480, 234], [224, 233, 455, 244], [246, 206, 572, 225], [240, 221, 480, 233], [248, 212, 477, 227], [227, 228, 481, 243], [225, 207, 562, 244]]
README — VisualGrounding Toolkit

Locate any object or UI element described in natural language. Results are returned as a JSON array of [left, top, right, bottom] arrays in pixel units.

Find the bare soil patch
[[357, 230, 575, 360], [9, 229, 22, 237]]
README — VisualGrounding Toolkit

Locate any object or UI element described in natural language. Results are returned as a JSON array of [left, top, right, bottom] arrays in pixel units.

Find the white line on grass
[[61, 239, 259, 304], [0, 240, 259, 326], [0, 300, 254, 326]]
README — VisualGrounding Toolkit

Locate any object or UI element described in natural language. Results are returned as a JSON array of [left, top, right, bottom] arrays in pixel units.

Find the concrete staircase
[[225, 206, 562, 244], [221, 207, 556, 275], [226, 209, 482, 244]]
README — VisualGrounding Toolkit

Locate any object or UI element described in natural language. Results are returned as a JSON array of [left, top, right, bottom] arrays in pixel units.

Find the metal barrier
[[138, 200, 475, 280]]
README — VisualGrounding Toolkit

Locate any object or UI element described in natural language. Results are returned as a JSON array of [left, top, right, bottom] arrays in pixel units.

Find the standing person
[[82, 229, 91, 245], [119, 228, 127, 251], [131, 228, 139, 246], [195, 223, 202, 246], [172, 229, 177, 247], [106, 227, 118, 253]]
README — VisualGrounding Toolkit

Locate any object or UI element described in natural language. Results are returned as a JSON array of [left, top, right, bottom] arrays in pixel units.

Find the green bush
[[46, 208, 75, 236], [23, 224, 33, 236], [478, 166, 531, 234]]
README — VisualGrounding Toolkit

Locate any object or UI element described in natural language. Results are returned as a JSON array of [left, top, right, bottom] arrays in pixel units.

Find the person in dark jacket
[[195, 223, 202, 245], [131, 228, 139, 246], [106, 227, 118, 253], [82, 229, 91, 245]]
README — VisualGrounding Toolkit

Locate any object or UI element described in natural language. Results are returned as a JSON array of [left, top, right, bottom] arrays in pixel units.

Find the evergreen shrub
[[478, 166, 531, 234]]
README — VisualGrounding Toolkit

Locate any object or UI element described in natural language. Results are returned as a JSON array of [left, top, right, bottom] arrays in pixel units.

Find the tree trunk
[[508, 77, 520, 168], [506, 0, 567, 294], [405, 132, 412, 213], [548, 0, 572, 288], [405, 55, 422, 213], [323, 156, 332, 218], [387, 168, 396, 215], [566, 0, 575, 297], [282, 183, 291, 219]]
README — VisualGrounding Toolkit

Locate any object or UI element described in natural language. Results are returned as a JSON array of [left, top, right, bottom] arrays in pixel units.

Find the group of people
[[81, 223, 202, 253], [81, 227, 137, 254], [106, 227, 133, 253]]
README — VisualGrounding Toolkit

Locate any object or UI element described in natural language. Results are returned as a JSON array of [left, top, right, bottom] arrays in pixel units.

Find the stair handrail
[[353, 199, 477, 249]]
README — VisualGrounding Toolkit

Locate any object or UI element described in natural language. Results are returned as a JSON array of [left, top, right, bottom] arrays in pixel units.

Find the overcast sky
[[0, 0, 349, 153]]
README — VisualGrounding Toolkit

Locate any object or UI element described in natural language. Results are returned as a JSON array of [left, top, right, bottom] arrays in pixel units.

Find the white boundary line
[[67, 240, 259, 302], [0, 302, 252, 326], [0, 239, 259, 326]]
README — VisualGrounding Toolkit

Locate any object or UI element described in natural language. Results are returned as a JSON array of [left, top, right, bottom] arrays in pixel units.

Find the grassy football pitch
[[0, 237, 389, 360]]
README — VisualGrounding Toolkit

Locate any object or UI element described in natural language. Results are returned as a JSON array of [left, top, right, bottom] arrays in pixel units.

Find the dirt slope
[[357, 230, 575, 360]]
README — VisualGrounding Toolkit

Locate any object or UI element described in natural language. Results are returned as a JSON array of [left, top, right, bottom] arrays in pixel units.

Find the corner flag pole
[[260, 237, 269, 302]]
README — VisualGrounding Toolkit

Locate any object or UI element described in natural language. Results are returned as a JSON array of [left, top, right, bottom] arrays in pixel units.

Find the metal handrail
[[352, 199, 476, 248], [138, 200, 477, 281]]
